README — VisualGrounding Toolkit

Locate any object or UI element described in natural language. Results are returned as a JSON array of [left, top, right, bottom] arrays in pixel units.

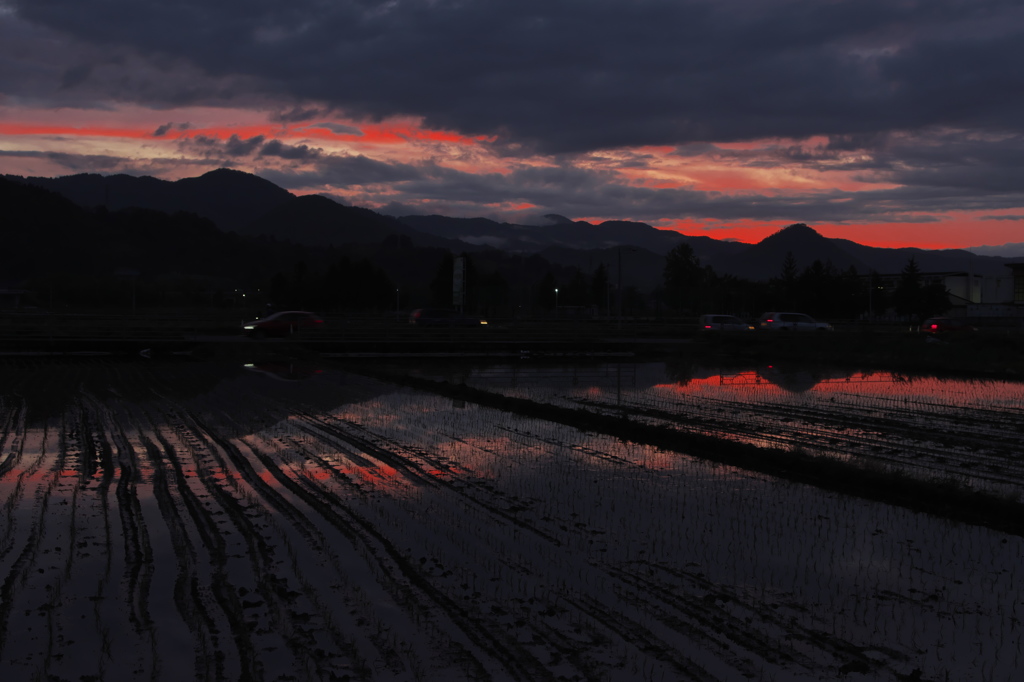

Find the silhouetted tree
[[663, 243, 702, 311], [893, 257, 922, 317], [429, 252, 456, 306], [535, 271, 557, 311], [921, 280, 952, 317], [779, 250, 799, 308], [797, 259, 835, 316], [591, 263, 609, 313], [473, 271, 510, 316], [835, 265, 865, 318], [780, 251, 798, 283], [563, 269, 589, 307]]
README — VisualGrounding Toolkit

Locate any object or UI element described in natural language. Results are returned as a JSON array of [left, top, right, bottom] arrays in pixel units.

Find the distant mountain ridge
[[6, 168, 295, 233], [6, 168, 468, 251], [7, 169, 1021, 283]]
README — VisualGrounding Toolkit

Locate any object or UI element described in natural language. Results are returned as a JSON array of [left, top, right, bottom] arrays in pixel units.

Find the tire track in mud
[[286, 411, 567, 547], [101, 407, 164, 678], [75, 396, 145, 682], [279, 408, 807, 682], [156, 405, 369, 682], [56, 382, 376, 682], [163, 401, 485, 681], [601, 560, 885, 679], [0, 417, 59, 667], [271, 410, 651, 680], [139, 429, 233, 681], [279, 410, 689, 681], [0, 414, 92, 677], [318, 409, 861, 681], [290, 404, 669, 682], [284, 401, 890, 681], [0, 395, 161, 681], [190, 409, 558, 682]]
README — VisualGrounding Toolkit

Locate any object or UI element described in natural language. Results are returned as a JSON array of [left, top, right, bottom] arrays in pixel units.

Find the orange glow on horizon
[[300, 122, 490, 146], [653, 217, 1018, 250]]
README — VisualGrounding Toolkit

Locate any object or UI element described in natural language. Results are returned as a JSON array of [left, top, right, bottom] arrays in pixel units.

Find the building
[[867, 266, 1024, 327]]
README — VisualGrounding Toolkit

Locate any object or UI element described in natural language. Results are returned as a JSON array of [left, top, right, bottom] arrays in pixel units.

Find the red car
[[921, 317, 976, 333], [243, 311, 324, 338]]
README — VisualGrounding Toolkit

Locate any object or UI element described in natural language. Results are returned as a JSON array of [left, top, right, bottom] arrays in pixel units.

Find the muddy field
[[0, 360, 1021, 681]]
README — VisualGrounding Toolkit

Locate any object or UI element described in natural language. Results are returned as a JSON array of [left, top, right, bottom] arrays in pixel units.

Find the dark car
[[409, 308, 487, 327], [698, 314, 754, 331], [921, 317, 976, 333], [758, 312, 832, 331], [243, 310, 324, 337]]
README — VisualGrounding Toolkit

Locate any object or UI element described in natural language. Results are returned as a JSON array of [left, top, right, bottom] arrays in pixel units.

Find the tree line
[[661, 243, 951, 320]]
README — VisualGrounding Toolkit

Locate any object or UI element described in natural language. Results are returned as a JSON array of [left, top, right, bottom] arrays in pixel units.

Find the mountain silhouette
[[244, 194, 411, 246], [7, 168, 294, 232], [244, 201, 482, 251], [0, 175, 322, 286], [7, 169, 1020, 285], [399, 215, 703, 255], [706, 223, 870, 280]]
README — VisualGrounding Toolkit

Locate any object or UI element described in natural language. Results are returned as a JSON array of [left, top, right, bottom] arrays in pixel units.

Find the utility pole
[[617, 248, 623, 329]]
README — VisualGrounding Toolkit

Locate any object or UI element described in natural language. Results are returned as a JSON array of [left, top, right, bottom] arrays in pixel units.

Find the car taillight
[[930, 324, 938, 330], [704, 325, 712, 329], [765, 319, 774, 323]]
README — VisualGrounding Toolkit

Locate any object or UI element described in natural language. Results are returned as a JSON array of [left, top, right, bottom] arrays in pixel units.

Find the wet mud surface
[[0, 360, 1021, 681]]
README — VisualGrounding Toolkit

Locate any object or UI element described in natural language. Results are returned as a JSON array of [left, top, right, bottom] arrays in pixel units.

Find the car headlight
[[243, 325, 256, 330]]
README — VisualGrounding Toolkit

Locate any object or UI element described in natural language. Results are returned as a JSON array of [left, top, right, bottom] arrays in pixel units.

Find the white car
[[698, 314, 754, 331], [758, 312, 832, 331]]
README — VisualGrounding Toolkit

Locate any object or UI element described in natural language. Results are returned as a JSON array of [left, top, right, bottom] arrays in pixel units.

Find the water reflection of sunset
[[2, 361, 1022, 680], [446, 362, 1024, 500], [654, 369, 1024, 407]]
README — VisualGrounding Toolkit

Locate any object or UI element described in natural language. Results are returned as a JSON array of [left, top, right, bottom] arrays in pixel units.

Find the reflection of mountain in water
[[419, 360, 870, 394], [183, 364, 397, 437], [756, 365, 860, 393], [0, 360, 397, 434], [0, 360, 243, 424]]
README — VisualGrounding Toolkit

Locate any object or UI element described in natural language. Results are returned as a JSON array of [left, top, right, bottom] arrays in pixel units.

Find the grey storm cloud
[[58, 63, 92, 89], [224, 134, 266, 157], [7, 0, 1024, 154], [0, 148, 130, 172], [259, 148, 1024, 225], [266, 154, 425, 188], [152, 122, 192, 136], [258, 139, 321, 160], [180, 134, 322, 161], [980, 215, 1024, 221]]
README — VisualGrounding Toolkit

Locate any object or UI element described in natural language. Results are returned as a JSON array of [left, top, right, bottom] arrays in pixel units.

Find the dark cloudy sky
[[3, 0, 1024, 248]]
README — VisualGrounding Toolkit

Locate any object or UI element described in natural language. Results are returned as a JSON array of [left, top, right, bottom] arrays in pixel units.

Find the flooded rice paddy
[[0, 359, 1022, 681], [412, 361, 1024, 501]]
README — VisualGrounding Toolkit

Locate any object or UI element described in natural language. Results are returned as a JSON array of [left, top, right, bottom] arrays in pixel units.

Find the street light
[[554, 288, 559, 315]]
